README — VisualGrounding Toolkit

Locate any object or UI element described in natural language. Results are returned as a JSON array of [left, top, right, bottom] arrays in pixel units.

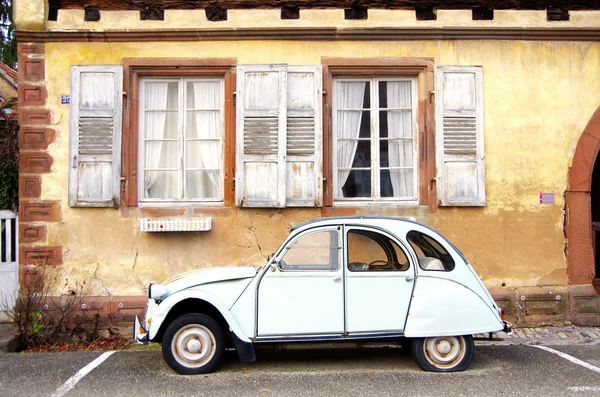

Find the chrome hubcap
[[172, 324, 216, 368], [424, 336, 466, 369]]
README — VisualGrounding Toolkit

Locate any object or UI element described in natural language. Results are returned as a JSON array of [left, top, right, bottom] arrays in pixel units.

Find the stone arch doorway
[[566, 106, 600, 290]]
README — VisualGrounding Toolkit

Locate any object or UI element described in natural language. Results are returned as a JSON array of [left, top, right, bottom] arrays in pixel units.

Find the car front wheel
[[412, 335, 474, 372], [162, 313, 225, 375]]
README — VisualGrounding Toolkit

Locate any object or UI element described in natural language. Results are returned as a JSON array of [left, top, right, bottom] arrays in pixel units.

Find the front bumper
[[133, 315, 149, 345]]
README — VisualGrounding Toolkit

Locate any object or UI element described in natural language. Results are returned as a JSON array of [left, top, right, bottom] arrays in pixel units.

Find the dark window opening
[[281, 6, 300, 20], [48, 0, 59, 21], [472, 8, 494, 21], [407, 231, 455, 271], [206, 7, 227, 22], [416, 8, 437, 21], [347, 229, 409, 272], [345, 6, 368, 20], [547, 9, 570, 22], [84, 7, 100, 21], [140, 8, 164, 21]]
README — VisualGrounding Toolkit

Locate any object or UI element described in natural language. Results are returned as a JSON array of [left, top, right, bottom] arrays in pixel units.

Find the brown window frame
[[321, 58, 436, 209], [121, 58, 237, 207]]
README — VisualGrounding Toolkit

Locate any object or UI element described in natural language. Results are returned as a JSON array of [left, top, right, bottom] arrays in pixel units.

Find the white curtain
[[387, 81, 413, 198], [144, 82, 169, 198], [188, 81, 221, 199], [336, 82, 366, 197]]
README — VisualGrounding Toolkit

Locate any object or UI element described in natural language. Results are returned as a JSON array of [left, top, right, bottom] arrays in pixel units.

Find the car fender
[[404, 276, 504, 337], [149, 289, 252, 343]]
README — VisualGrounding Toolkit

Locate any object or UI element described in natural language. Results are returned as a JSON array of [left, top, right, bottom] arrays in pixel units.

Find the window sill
[[138, 201, 225, 208], [333, 200, 421, 207], [140, 217, 212, 232]]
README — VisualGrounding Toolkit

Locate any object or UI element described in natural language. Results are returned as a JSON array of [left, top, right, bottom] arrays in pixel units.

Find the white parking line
[[51, 351, 115, 397], [567, 386, 600, 392], [532, 346, 600, 374]]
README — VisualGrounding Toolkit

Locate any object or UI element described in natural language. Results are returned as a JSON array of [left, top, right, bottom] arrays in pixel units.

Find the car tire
[[411, 335, 474, 372], [162, 313, 225, 375]]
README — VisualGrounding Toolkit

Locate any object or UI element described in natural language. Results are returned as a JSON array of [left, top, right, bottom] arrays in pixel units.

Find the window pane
[[281, 230, 338, 271], [186, 141, 220, 169], [340, 169, 371, 198], [337, 139, 371, 168], [347, 230, 410, 271], [186, 81, 222, 109], [186, 170, 220, 199], [382, 140, 414, 168], [379, 81, 411, 109], [336, 110, 370, 139], [335, 81, 369, 109], [143, 171, 178, 199], [380, 110, 412, 139], [144, 82, 178, 110], [381, 169, 414, 198], [144, 141, 178, 169], [186, 110, 221, 140], [407, 231, 455, 271], [145, 111, 178, 140]]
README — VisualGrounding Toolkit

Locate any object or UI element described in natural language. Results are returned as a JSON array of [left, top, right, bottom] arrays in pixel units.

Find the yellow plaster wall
[[36, 38, 600, 296]]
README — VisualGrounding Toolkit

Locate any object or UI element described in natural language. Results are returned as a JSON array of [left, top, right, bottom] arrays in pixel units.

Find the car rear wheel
[[162, 313, 225, 375], [412, 335, 474, 372]]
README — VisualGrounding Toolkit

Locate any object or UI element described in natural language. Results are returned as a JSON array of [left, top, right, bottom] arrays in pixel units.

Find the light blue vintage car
[[135, 216, 510, 374]]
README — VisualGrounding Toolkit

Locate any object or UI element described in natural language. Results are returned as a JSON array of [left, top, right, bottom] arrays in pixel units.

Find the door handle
[[334, 276, 341, 282], [405, 276, 414, 282]]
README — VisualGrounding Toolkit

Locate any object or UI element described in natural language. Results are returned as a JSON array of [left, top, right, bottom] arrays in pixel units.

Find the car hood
[[160, 266, 259, 296]]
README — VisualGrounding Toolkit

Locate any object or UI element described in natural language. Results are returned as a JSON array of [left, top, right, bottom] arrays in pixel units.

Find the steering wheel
[[367, 260, 389, 270]]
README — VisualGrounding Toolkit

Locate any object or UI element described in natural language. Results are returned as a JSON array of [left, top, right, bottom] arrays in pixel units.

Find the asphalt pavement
[[0, 344, 599, 396]]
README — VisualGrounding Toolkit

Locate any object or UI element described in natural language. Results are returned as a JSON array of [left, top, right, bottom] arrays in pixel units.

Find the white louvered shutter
[[435, 66, 485, 206], [286, 66, 323, 207], [236, 65, 287, 207], [68, 65, 123, 208]]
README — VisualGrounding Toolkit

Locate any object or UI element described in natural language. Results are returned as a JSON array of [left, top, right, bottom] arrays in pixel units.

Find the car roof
[[291, 216, 426, 232], [290, 216, 467, 262]]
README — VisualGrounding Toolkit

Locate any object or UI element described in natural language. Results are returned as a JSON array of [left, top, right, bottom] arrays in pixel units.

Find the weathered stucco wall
[[13, 3, 600, 302], [35, 38, 598, 296]]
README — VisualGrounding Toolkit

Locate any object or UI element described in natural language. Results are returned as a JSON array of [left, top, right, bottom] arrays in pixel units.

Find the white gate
[[0, 210, 18, 322]]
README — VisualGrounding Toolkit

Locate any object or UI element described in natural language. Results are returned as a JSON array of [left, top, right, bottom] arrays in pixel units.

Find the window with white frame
[[138, 78, 224, 203], [333, 78, 418, 202]]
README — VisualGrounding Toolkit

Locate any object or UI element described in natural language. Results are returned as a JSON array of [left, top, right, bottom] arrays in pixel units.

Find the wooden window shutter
[[68, 65, 124, 208], [235, 65, 287, 208], [435, 66, 485, 206], [286, 66, 323, 207]]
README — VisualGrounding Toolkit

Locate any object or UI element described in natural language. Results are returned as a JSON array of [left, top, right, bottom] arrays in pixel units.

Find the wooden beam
[[55, 1, 600, 11]]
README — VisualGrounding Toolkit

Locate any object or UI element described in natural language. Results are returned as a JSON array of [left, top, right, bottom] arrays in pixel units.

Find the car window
[[347, 229, 409, 272], [407, 230, 455, 271], [279, 230, 339, 271]]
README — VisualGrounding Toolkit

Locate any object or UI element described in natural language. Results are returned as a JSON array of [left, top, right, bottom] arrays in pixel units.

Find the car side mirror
[[270, 261, 278, 272]]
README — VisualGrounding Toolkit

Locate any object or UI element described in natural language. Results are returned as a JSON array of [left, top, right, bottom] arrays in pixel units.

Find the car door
[[257, 226, 344, 336], [345, 226, 415, 333]]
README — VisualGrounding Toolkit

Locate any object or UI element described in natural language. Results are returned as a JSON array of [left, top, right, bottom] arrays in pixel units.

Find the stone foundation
[[491, 285, 600, 327]]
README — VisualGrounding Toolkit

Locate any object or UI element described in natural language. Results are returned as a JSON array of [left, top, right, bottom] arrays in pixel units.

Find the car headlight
[[148, 283, 168, 300]]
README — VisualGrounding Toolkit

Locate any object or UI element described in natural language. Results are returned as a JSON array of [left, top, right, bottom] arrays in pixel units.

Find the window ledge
[[138, 201, 224, 208], [333, 201, 421, 207], [139, 217, 212, 232]]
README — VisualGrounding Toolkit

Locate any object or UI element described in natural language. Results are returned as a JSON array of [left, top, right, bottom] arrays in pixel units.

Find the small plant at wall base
[[3, 263, 131, 351], [0, 99, 18, 211]]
